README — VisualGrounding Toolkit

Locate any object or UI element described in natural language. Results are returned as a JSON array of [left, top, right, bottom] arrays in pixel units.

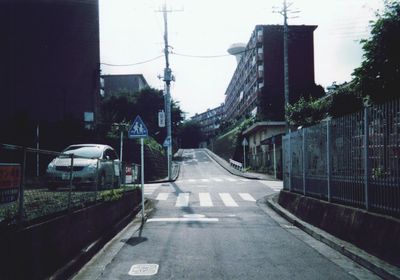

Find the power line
[[101, 55, 164, 67], [171, 47, 257, 59]]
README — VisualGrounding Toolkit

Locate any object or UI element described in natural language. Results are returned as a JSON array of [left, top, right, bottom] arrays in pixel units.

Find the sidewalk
[[204, 148, 278, 180], [264, 193, 400, 280]]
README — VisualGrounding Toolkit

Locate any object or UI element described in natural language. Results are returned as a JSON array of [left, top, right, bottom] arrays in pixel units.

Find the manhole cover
[[128, 264, 159, 276]]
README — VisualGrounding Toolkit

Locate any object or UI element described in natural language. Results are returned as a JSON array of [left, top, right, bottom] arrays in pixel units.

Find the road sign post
[[242, 138, 248, 170], [128, 116, 148, 221]]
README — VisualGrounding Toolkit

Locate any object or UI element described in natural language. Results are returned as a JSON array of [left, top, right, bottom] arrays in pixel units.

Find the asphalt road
[[73, 149, 380, 280]]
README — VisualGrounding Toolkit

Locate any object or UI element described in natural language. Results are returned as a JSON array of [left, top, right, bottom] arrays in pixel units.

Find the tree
[[100, 87, 184, 144], [286, 97, 331, 127], [352, 0, 400, 103], [177, 121, 204, 148]]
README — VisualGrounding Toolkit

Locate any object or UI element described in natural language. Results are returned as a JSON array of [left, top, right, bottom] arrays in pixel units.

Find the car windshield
[[61, 146, 102, 159]]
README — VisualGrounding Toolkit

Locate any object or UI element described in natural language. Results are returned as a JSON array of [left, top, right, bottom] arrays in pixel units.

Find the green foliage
[[178, 120, 205, 148], [144, 137, 165, 154], [100, 189, 123, 202], [286, 97, 331, 127], [328, 87, 364, 118], [352, 0, 400, 103], [100, 87, 184, 144], [213, 118, 254, 161]]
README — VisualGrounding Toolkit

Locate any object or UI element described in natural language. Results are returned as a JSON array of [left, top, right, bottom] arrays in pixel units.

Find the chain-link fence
[[283, 98, 400, 217], [0, 144, 140, 228]]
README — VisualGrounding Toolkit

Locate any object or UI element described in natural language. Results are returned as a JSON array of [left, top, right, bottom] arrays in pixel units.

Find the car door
[[103, 148, 120, 185]]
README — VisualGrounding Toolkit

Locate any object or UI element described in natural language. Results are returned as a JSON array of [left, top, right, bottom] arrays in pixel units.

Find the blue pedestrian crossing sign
[[163, 136, 171, 147], [128, 116, 148, 139]]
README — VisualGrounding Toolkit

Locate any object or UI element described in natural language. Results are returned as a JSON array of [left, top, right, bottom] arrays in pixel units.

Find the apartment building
[[101, 74, 149, 98], [191, 104, 224, 139], [224, 25, 318, 122]]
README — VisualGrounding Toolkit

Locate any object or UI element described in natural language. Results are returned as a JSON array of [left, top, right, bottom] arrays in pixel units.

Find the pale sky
[[99, 0, 384, 118]]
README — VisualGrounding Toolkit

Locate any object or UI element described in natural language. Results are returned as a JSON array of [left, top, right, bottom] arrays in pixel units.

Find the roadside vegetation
[[286, 0, 400, 128], [0, 185, 139, 228]]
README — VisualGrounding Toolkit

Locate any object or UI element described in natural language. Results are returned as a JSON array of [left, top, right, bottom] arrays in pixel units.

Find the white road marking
[[147, 217, 219, 223], [188, 179, 196, 183], [259, 180, 283, 191], [219, 193, 239, 207], [239, 193, 256, 202], [225, 177, 237, 182], [201, 179, 210, 183], [199, 192, 213, 207], [183, 214, 205, 218], [143, 184, 160, 195], [213, 178, 223, 182], [175, 193, 190, 207], [156, 193, 169, 201]]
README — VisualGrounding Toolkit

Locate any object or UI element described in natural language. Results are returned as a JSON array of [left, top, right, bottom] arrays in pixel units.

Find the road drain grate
[[128, 264, 159, 276]]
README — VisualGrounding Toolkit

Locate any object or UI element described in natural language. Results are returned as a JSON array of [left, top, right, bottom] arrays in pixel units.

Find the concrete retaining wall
[[278, 190, 400, 267], [0, 189, 141, 280]]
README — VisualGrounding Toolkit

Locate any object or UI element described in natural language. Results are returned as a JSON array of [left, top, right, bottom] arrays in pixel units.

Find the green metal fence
[[0, 144, 139, 228]]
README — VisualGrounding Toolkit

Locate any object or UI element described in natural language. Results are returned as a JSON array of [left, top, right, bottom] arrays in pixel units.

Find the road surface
[[73, 149, 379, 280]]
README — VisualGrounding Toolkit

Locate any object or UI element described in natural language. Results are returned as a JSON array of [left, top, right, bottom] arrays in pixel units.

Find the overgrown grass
[[0, 184, 140, 227]]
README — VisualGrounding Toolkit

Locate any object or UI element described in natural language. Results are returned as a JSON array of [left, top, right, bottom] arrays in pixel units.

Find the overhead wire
[[171, 46, 257, 59], [101, 55, 164, 67], [101, 46, 258, 66]]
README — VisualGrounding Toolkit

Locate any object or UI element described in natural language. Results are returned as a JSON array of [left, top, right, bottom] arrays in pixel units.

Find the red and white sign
[[125, 166, 133, 184], [0, 164, 21, 204]]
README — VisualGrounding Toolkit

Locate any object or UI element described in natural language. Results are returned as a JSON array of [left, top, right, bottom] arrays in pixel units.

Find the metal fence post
[[303, 129, 306, 195], [67, 154, 74, 211], [18, 148, 27, 226], [326, 118, 332, 202], [364, 106, 370, 210], [288, 131, 292, 192], [95, 158, 99, 202]]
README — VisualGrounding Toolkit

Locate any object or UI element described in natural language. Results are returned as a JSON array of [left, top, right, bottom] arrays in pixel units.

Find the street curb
[[264, 193, 400, 280]]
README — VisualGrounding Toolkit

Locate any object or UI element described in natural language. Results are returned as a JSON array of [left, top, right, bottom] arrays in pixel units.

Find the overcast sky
[[99, 0, 384, 118]]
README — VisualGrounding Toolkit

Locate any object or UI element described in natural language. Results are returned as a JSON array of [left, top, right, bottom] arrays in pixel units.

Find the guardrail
[[229, 158, 243, 171], [0, 143, 140, 228]]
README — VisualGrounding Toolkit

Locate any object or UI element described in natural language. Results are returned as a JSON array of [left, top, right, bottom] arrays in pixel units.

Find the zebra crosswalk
[[143, 179, 283, 196], [152, 192, 257, 208], [176, 177, 253, 184]]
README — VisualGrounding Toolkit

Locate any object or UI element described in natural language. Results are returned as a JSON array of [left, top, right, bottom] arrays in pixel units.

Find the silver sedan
[[46, 144, 121, 190]]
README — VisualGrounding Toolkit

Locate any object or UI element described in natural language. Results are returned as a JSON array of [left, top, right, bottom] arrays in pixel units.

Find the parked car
[[46, 144, 121, 190]]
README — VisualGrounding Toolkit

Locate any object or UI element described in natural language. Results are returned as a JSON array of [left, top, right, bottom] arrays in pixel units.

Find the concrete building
[[101, 74, 149, 97], [242, 122, 286, 178], [224, 24, 318, 122], [191, 104, 225, 140], [0, 0, 101, 126]]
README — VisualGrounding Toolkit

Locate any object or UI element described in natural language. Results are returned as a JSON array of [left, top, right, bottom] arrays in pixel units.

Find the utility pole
[[283, 0, 290, 133], [274, 0, 298, 133], [160, 2, 173, 181]]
